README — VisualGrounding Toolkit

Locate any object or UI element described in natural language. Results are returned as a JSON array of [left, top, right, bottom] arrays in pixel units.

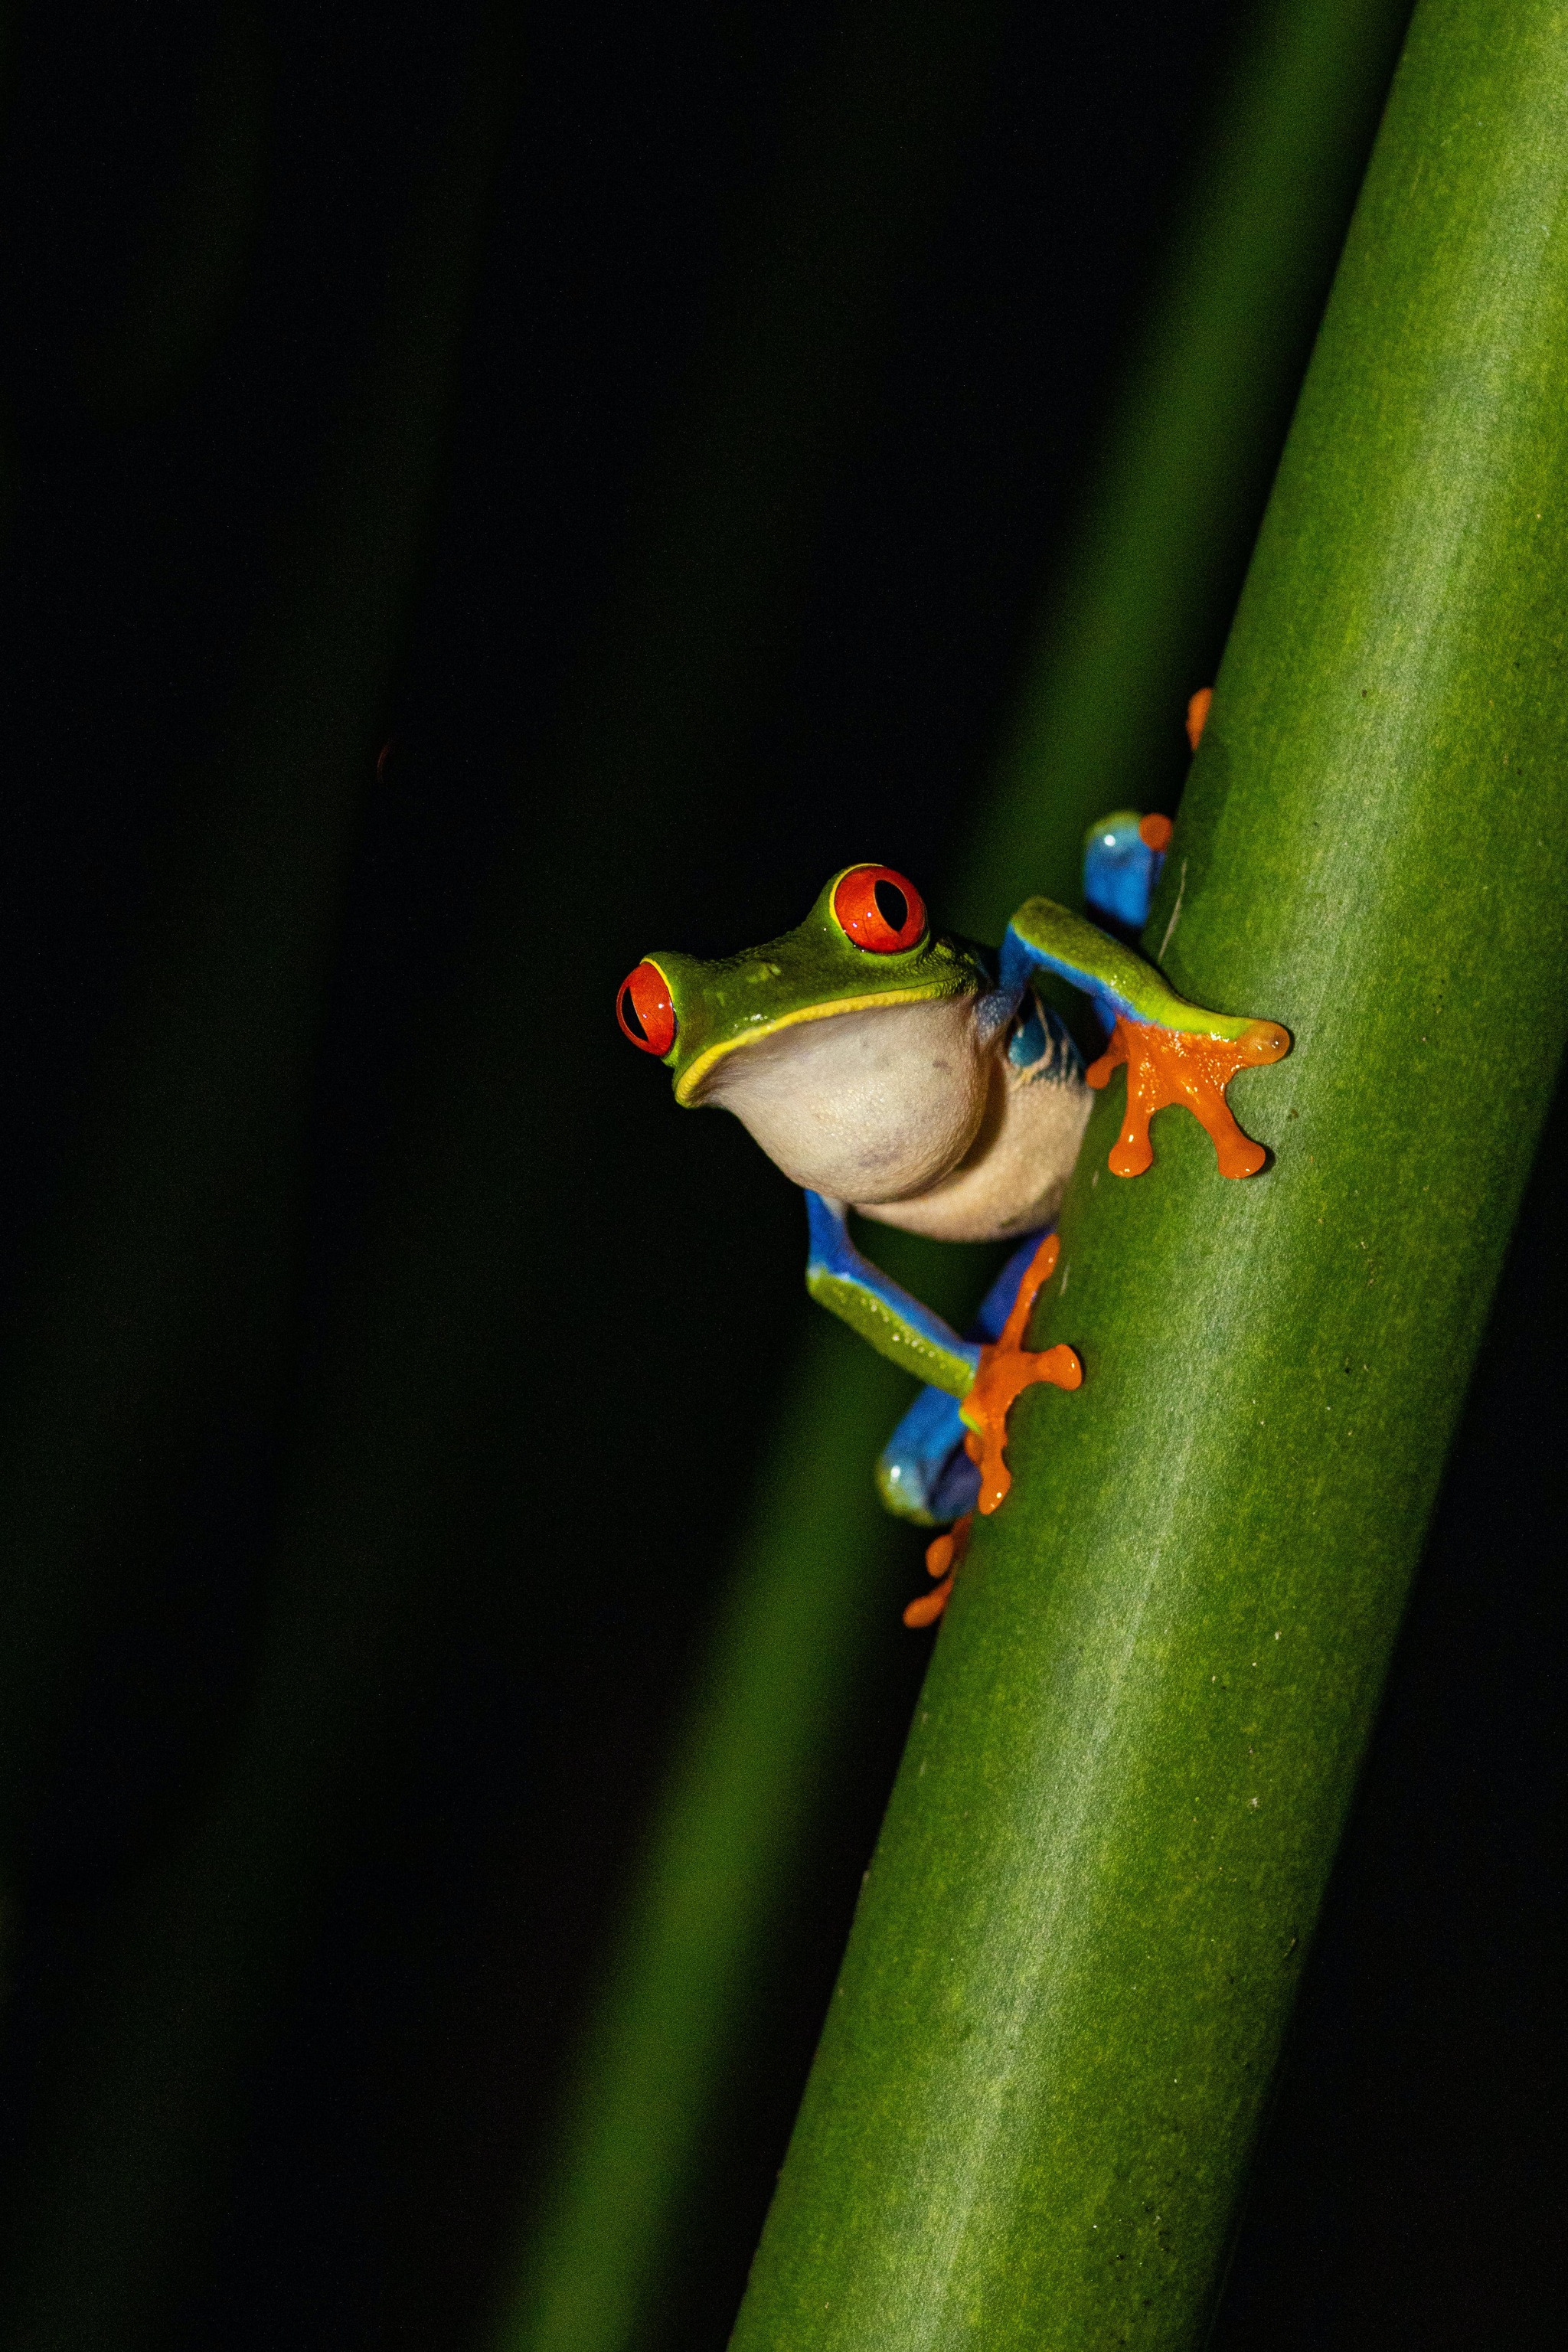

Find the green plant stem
[[730, 5, 1568, 2344], [956, 0, 1415, 925], [500, 4, 1413, 2347]]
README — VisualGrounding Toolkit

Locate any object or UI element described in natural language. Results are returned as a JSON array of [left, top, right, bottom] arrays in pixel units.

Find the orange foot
[[905, 1235, 1080, 1625], [1086, 1015, 1289, 1180], [903, 1511, 972, 1627], [959, 1230, 1081, 1521]]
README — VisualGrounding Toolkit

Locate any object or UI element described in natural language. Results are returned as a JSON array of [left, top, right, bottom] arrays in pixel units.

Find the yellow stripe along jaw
[[673, 984, 964, 1106]]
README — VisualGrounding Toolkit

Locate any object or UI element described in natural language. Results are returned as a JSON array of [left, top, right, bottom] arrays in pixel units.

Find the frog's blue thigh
[[878, 1384, 974, 1523], [876, 1229, 1048, 1525], [1083, 812, 1165, 933]]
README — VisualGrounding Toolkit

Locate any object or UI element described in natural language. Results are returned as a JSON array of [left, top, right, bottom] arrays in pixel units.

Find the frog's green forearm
[[804, 1193, 979, 1397], [1003, 896, 1256, 1037], [805, 1271, 977, 1395], [1002, 893, 1290, 1179]]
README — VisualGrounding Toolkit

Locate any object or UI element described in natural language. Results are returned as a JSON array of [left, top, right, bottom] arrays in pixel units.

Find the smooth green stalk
[[501, 3, 1412, 2346], [956, 0, 1416, 928], [730, 5, 1568, 2344]]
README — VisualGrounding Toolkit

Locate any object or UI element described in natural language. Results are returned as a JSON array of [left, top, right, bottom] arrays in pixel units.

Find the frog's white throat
[[692, 992, 1091, 1240]]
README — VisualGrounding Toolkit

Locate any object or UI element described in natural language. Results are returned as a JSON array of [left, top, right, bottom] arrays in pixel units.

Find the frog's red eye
[[831, 864, 926, 953], [617, 961, 677, 1055]]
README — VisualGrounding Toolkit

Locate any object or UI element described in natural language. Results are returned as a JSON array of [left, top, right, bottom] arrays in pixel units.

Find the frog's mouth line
[[675, 985, 962, 1106]]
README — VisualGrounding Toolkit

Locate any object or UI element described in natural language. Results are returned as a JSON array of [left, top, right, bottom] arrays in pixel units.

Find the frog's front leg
[[895, 1229, 1081, 1626], [874, 1227, 1056, 1526], [999, 899, 1289, 1179], [804, 1191, 981, 1398], [958, 1229, 1080, 1515], [805, 1196, 1080, 1436], [805, 1197, 1080, 1550]]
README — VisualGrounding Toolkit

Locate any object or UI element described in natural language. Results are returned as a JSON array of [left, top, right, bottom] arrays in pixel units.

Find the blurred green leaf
[[0, 12, 526, 2347], [86, 1, 272, 415], [0, 2, 1016, 2343]]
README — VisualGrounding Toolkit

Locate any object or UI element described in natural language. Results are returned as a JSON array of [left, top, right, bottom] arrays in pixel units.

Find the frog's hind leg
[[1082, 808, 1171, 944], [876, 1384, 976, 1526]]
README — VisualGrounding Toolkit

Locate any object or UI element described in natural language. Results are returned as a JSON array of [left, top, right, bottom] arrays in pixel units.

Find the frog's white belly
[[694, 994, 1091, 1243], [697, 996, 991, 1204], [856, 1045, 1091, 1242]]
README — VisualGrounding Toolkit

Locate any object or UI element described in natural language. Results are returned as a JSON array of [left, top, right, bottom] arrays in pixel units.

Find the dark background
[[0, 3, 1557, 2347]]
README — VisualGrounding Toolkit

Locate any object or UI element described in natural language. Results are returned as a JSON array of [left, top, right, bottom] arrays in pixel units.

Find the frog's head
[[618, 864, 1003, 1204]]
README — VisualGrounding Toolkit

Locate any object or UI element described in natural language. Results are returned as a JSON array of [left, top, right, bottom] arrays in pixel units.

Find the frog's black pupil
[[619, 983, 647, 1043], [874, 879, 909, 933]]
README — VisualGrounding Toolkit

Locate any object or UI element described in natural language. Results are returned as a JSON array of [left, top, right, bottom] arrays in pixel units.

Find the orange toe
[[905, 1514, 973, 1627]]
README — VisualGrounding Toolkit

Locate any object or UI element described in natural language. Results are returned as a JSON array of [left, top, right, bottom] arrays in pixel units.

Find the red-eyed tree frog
[[618, 773, 1287, 1624]]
